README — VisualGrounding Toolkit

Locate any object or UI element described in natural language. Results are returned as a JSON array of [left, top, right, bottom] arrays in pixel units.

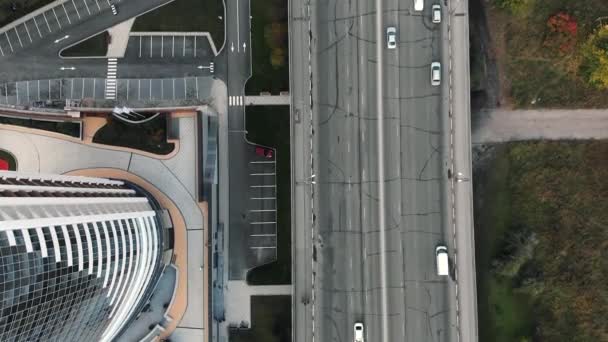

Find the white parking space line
[[72, 0, 82, 19], [126, 79, 129, 100], [250, 234, 276, 237], [194, 36, 196, 57], [95, 0, 101, 11], [26, 81, 30, 103], [33, 17, 43, 38], [81, 78, 85, 98], [138, 36, 142, 58], [52, 8, 62, 28], [172, 36, 175, 57], [149, 79, 152, 99], [250, 246, 276, 250], [61, 4, 71, 25], [37, 80, 40, 100], [83, 0, 91, 15], [150, 36, 153, 58], [250, 222, 277, 225], [250, 173, 276, 176], [161, 36, 164, 58], [23, 23, 33, 43], [5, 32, 13, 52], [195, 77, 199, 99], [138, 79, 141, 100], [172, 78, 175, 99], [0, 45, 4, 56], [182, 36, 186, 57], [250, 161, 276, 164], [42, 12, 52, 32], [14, 28, 23, 47], [251, 197, 277, 200], [183, 78, 187, 98]]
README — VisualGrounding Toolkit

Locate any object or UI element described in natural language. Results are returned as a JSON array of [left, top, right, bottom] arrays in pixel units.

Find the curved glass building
[[0, 171, 168, 341]]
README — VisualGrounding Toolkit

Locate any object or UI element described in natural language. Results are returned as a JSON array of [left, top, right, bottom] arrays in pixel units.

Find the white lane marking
[[14, 28, 23, 47], [61, 4, 71, 25], [5, 32, 13, 52], [72, 0, 81, 19], [52, 8, 62, 28], [83, 0, 91, 15], [42, 12, 52, 32], [33, 17, 43, 38], [23, 23, 33, 43]]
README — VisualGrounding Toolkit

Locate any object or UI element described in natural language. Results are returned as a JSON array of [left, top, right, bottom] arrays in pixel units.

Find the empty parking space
[[125, 33, 215, 60], [0, 0, 116, 58], [246, 145, 278, 256]]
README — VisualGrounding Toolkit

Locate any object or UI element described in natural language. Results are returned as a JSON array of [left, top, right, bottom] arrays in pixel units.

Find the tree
[[580, 25, 608, 89]]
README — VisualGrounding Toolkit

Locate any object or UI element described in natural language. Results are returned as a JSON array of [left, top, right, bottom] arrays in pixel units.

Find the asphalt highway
[[310, 0, 459, 341]]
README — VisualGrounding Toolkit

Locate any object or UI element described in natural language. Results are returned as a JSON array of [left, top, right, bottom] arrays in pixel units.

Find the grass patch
[[489, 0, 608, 107], [93, 115, 175, 155], [475, 141, 608, 341], [0, 0, 53, 27], [62, 31, 109, 57], [0, 149, 17, 170], [132, 0, 224, 47], [229, 295, 291, 342], [0, 115, 81, 138], [245, 0, 289, 95], [244, 106, 291, 285]]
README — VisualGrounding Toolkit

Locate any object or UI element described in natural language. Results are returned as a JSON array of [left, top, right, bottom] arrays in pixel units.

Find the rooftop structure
[[0, 171, 171, 342]]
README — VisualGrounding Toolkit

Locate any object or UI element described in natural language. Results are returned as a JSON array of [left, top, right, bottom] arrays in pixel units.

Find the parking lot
[[0, 76, 216, 106], [0, 0, 122, 57], [125, 33, 217, 60], [246, 144, 277, 263]]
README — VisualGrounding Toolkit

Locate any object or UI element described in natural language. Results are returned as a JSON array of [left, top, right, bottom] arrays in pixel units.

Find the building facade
[[0, 171, 169, 341]]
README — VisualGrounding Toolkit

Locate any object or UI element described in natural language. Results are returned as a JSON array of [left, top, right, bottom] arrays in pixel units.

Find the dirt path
[[473, 109, 608, 143]]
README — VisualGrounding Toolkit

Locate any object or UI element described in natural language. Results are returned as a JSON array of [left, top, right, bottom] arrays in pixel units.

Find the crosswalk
[[105, 58, 117, 100], [229, 95, 244, 106]]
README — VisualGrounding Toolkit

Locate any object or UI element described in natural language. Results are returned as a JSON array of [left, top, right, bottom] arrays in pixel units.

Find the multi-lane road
[[291, 0, 478, 341]]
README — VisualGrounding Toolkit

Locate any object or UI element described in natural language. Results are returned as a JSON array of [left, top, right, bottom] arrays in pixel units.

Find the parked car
[[255, 147, 273, 159]]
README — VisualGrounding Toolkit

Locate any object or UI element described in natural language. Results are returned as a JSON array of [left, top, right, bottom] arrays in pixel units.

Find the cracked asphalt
[[311, 0, 458, 341]]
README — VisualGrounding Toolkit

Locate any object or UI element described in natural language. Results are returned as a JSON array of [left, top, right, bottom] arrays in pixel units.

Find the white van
[[436, 246, 449, 276], [414, 0, 424, 11]]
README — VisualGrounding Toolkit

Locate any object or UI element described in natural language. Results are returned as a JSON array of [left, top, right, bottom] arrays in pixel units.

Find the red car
[[255, 147, 273, 159]]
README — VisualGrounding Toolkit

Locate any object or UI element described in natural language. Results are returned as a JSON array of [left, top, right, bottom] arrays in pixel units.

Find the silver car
[[431, 62, 441, 86], [386, 27, 397, 49], [432, 4, 441, 23]]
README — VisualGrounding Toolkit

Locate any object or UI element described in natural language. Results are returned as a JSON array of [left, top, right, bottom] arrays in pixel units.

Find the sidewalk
[[473, 109, 608, 143]]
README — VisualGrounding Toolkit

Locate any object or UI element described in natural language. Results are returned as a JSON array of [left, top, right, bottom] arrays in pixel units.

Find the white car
[[436, 245, 449, 276], [414, 0, 424, 11], [432, 4, 441, 23], [431, 62, 441, 86], [354, 322, 364, 342], [386, 27, 397, 49]]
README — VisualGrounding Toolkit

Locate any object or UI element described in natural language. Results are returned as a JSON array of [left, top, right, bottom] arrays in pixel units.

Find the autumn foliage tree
[[544, 12, 578, 53], [580, 25, 608, 89]]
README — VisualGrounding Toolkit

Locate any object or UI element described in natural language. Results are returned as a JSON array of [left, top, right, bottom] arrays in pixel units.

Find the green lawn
[[244, 106, 291, 285], [62, 31, 109, 57], [229, 296, 291, 342], [245, 0, 289, 95], [474, 142, 608, 341], [93, 115, 175, 155], [132, 0, 224, 47], [0, 0, 53, 27]]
